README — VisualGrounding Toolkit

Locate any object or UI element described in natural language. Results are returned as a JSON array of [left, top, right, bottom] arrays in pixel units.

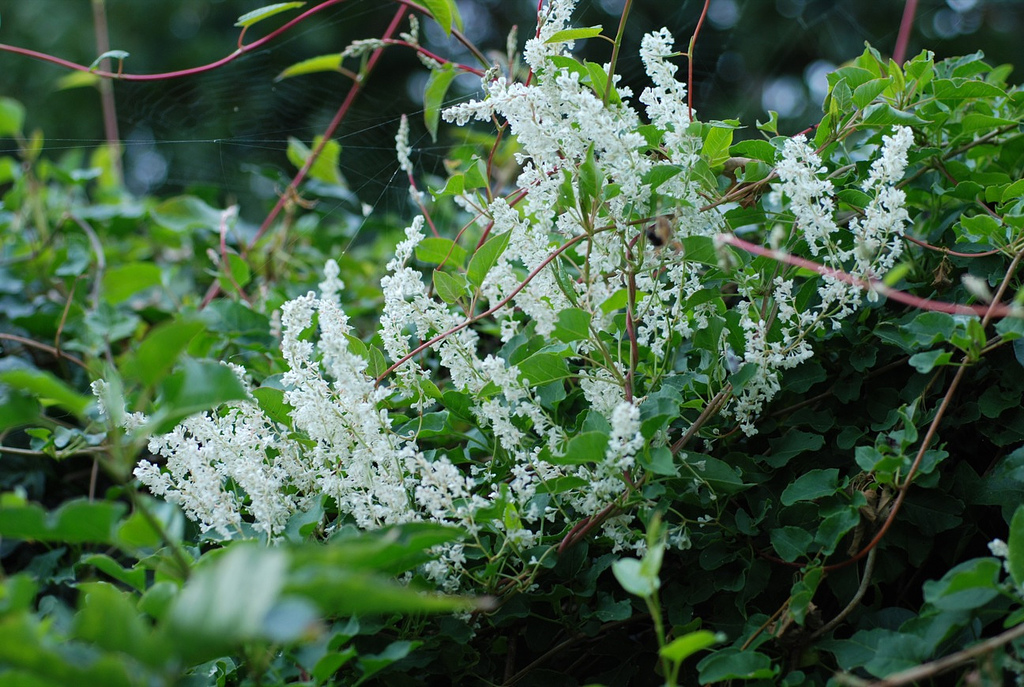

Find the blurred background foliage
[[2, 0, 1023, 216]]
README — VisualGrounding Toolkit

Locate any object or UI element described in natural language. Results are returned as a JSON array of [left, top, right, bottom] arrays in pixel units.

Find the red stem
[[687, 0, 711, 120], [721, 234, 1022, 319], [0, 0, 348, 81], [893, 0, 919, 65]]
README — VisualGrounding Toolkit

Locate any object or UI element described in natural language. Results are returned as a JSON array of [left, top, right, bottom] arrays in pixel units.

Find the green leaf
[[287, 136, 345, 186], [660, 630, 720, 664], [0, 368, 92, 418], [643, 164, 684, 190], [612, 557, 658, 598], [467, 230, 512, 287], [88, 50, 129, 71], [544, 26, 604, 43], [781, 468, 841, 505], [78, 554, 147, 592], [770, 526, 813, 562], [420, 0, 462, 36], [549, 431, 609, 465], [921, 557, 1001, 611], [908, 349, 952, 373], [102, 262, 162, 304], [150, 195, 224, 232], [701, 125, 733, 167], [252, 386, 294, 429], [517, 352, 568, 386], [277, 53, 343, 81], [697, 648, 775, 682], [765, 430, 825, 468], [166, 545, 288, 662], [424, 65, 457, 142], [151, 359, 249, 434], [416, 237, 468, 267], [432, 269, 467, 304], [553, 308, 592, 342], [578, 143, 598, 216], [0, 495, 126, 544], [0, 97, 25, 137], [852, 78, 890, 108], [1007, 504, 1024, 588], [235, 2, 306, 28], [126, 318, 205, 388]]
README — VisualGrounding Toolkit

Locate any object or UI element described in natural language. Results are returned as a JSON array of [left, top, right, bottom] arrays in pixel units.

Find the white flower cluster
[[730, 127, 913, 434]]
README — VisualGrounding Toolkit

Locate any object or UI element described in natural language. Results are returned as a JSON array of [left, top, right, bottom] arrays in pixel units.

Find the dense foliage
[[2, 1, 1024, 685]]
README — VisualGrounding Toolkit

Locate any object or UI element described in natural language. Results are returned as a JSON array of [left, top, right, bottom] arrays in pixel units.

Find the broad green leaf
[[578, 143, 599, 215], [643, 164, 684, 190], [356, 640, 421, 686], [765, 430, 825, 468], [277, 53, 342, 81], [553, 308, 592, 342], [166, 545, 288, 662], [150, 195, 224, 232], [467, 230, 512, 287], [770, 526, 813, 562], [420, 0, 462, 36], [287, 136, 345, 186], [852, 78, 890, 108], [102, 262, 162, 304], [781, 468, 840, 505], [235, 2, 306, 28], [74, 582, 166, 666], [921, 557, 1001, 611], [151, 359, 249, 434], [535, 476, 589, 494], [1009, 504, 1024, 588], [545, 26, 604, 43], [0, 97, 25, 137], [701, 126, 733, 167], [78, 554, 147, 592], [432, 269, 467, 304], [424, 65, 457, 142], [0, 368, 92, 418], [549, 431, 609, 465], [908, 349, 952, 373], [416, 236, 468, 267], [126, 318, 205, 387], [697, 648, 775, 682], [516, 352, 568, 386], [0, 496, 126, 544], [660, 629, 720, 664], [612, 556, 658, 598], [252, 386, 294, 429]]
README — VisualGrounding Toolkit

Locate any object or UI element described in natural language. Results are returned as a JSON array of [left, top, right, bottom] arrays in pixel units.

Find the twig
[[0, 332, 89, 370], [853, 621, 1024, 686], [810, 548, 877, 640]]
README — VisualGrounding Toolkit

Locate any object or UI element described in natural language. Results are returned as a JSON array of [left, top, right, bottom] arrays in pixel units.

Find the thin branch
[[720, 234, 1024, 319], [0, 0, 348, 81], [0, 332, 89, 370], [853, 621, 1024, 687]]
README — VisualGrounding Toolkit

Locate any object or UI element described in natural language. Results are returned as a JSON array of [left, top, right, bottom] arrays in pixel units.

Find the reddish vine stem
[[686, 0, 711, 120], [903, 234, 1003, 258], [721, 234, 1023, 319], [0, 0, 347, 81], [893, 0, 919, 65]]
